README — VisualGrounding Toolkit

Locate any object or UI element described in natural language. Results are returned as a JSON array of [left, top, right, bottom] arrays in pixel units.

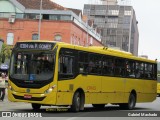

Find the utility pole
[[38, 0, 42, 40]]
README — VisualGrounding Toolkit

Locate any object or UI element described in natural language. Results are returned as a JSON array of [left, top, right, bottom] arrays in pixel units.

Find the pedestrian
[[0, 73, 6, 101]]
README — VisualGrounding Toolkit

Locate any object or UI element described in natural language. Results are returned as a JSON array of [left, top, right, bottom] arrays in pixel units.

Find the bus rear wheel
[[92, 104, 105, 109], [31, 103, 41, 110], [119, 93, 136, 110], [71, 92, 81, 112]]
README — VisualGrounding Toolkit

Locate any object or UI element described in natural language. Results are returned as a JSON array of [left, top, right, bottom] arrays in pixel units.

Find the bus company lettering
[[87, 86, 96, 90], [20, 44, 29, 48], [39, 44, 52, 49], [19, 43, 52, 50], [20, 43, 35, 49]]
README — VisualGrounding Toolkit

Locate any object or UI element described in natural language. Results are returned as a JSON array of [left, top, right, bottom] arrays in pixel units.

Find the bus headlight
[[8, 83, 14, 91], [44, 85, 56, 94]]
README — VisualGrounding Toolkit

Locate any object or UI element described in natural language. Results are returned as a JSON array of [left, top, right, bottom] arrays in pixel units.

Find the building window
[[108, 10, 119, 16], [32, 33, 38, 40], [124, 11, 132, 16], [78, 38, 80, 45], [71, 35, 74, 44], [107, 23, 118, 28], [25, 14, 37, 19], [123, 16, 131, 24], [50, 15, 60, 20], [54, 34, 62, 41], [0, 13, 12, 18], [90, 37, 93, 45], [61, 15, 71, 20], [16, 13, 24, 19], [83, 9, 90, 15], [123, 24, 130, 29], [7, 33, 14, 45], [95, 10, 106, 15]]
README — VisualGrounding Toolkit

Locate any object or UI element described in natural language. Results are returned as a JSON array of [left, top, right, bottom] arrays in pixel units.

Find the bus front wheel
[[71, 92, 81, 112], [119, 93, 136, 110], [31, 103, 41, 110]]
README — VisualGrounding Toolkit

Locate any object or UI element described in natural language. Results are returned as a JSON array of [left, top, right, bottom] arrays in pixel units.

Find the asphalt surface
[[0, 89, 160, 119]]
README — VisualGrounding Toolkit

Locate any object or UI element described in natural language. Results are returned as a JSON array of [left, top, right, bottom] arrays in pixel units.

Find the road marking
[[66, 112, 90, 120]]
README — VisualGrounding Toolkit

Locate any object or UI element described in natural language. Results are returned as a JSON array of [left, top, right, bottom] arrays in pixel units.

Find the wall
[[0, 18, 102, 46]]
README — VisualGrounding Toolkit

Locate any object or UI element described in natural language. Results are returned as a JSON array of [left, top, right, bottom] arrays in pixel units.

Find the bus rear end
[[157, 74, 160, 97], [8, 41, 58, 109], [157, 83, 160, 97]]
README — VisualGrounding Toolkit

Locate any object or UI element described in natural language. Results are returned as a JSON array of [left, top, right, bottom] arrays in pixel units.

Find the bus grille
[[13, 94, 45, 101]]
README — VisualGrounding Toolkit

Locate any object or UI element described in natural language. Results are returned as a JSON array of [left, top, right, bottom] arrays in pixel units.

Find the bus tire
[[71, 92, 81, 112], [119, 93, 136, 110], [92, 104, 105, 109], [31, 103, 41, 110]]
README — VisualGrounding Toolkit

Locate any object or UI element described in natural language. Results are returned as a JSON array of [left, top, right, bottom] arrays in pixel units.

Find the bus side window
[[126, 61, 136, 78], [58, 55, 74, 80], [102, 56, 114, 76], [135, 62, 144, 79], [78, 52, 88, 74], [115, 58, 125, 77], [145, 64, 155, 80], [88, 54, 102, 75]]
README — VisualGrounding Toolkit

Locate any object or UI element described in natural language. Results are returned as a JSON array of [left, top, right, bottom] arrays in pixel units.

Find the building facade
[[83, 0, 139, 55], [0, 0, 102, 47]]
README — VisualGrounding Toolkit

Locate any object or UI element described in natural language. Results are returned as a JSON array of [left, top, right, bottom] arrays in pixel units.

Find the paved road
[[1, 89, 160, 118]]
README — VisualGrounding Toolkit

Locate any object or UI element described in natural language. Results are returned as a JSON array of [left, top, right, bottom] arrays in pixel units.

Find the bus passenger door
[[56, 48, 76, 105]]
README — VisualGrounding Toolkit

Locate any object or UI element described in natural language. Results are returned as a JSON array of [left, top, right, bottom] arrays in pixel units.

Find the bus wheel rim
[[129, 95, 135, 109]]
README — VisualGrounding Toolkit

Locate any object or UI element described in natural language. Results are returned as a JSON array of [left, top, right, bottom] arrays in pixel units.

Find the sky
[[53, 0, 160, 61]]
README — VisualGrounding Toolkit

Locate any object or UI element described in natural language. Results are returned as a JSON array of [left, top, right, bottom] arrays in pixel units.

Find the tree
[[0, 43, 12, 63]]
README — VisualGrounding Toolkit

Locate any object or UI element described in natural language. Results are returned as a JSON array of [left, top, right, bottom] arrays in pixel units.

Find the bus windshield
[[10, 51, 56, 81]]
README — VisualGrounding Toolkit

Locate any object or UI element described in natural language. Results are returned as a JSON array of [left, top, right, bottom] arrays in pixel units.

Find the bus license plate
[[24, 94, 32, 99]]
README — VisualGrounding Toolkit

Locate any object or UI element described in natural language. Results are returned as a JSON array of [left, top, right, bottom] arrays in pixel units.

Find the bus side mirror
[[79, 68, 88, 75], [81, 72, 88, 76]]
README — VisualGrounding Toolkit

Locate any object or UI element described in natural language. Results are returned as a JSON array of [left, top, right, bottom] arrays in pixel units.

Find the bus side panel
[[74, 75, 102, 104], [56, 80, 73, 105], [142, 80, 157, 102], [124, 79, 144, 103], [56, 92, 73, 105], [157, 83, 160, 96], [83, 75, 102, 104], [101, 76, 124, 103], [57, 75, 103, 105]]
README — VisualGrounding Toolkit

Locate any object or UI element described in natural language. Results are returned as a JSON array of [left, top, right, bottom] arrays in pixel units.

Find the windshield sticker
[[29, 74, 36, 81]]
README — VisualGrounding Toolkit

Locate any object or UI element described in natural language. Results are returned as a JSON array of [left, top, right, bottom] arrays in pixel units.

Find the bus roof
[[15, 40, 156, 63]]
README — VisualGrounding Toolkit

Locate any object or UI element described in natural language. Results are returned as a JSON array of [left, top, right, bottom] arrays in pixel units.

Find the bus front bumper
[[8, 89, 57, 105]]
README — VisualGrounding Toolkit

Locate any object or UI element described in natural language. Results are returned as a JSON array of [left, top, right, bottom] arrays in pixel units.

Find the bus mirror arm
[[80, 72, 88, 76]]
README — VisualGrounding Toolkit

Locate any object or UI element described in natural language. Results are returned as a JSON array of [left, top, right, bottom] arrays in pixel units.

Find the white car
[[0, 64, 9, 70]]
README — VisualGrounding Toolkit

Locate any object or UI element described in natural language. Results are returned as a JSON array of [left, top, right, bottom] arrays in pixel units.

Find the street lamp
[[38, 0, 42, 40]]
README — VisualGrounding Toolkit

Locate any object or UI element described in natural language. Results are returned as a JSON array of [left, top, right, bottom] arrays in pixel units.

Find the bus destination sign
[[16, 42, 55, 50]]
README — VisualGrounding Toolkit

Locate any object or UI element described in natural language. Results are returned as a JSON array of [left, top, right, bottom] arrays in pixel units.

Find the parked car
[[0, 64, 9, 75]]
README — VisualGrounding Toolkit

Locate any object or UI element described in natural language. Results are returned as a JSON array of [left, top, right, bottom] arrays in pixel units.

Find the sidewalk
[[0, 88, 9, 103], [0, 88, 30, 111]]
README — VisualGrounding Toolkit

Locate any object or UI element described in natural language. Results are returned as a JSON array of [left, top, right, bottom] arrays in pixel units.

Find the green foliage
[[0, 43, 12, 63]]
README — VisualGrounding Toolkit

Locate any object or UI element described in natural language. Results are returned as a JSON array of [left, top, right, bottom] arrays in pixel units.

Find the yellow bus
[[8, 41, 157, 112], [157, 74, 160, 96]]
